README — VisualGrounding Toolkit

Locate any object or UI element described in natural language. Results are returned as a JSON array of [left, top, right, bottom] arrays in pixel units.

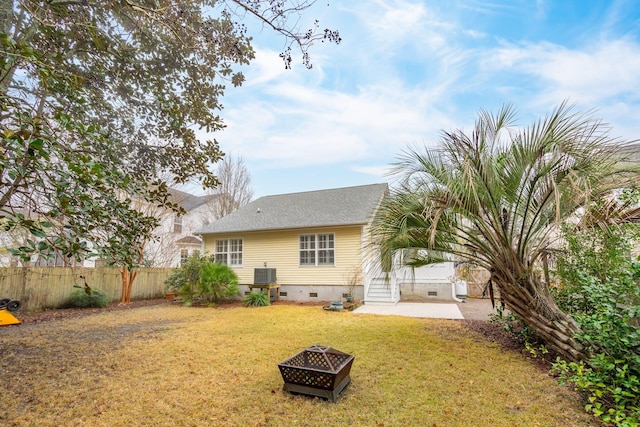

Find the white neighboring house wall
[[367, 260, 457, 304], [395, 249, 458, 302], [144, 190, 222, 267], [0, 223, 97, 267]]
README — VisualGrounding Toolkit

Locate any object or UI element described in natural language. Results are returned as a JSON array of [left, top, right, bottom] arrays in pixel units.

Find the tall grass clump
[[243, 291, 270, 307]]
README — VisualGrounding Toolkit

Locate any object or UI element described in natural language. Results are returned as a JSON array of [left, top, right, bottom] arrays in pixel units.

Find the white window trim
[[173, 215, 183, 233], [180, 249, 189, 264], [214, 238, 243, 267], [299, 233, 335, 266]]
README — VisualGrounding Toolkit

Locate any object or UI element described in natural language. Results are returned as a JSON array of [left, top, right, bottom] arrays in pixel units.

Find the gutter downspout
[[450, 280, 464, 303]]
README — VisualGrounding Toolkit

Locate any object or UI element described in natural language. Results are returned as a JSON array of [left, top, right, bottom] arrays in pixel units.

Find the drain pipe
[[450, 280, 465, 303]]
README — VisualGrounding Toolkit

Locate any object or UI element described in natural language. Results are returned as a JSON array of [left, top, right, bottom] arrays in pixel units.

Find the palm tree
[[372, 102, 639, 363]]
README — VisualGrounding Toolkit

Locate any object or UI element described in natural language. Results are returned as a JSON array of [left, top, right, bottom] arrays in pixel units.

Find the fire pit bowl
[[278, 345, 355, 402]]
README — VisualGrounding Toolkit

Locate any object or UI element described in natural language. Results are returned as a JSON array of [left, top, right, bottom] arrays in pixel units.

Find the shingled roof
[[196, 183, 388, 234], [168, 188, 219, 212]]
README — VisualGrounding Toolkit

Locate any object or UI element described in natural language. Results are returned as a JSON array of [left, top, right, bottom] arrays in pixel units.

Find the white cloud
[[350, 164, 395, 180], [241, 48, 308, 87], [463, 29, 487, 39], [216, 71, 460, 172], [488, 38, 640, 105], [365, 0, 430, 38], [351, 0, 461, 62]]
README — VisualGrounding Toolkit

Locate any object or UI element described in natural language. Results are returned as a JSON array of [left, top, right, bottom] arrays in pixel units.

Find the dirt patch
[[461, 318, 558, 371], [9, 298, 329, 326], [10, 299, 169, 325], [461, 319, 523, 351], [456, 297, 497, 321]]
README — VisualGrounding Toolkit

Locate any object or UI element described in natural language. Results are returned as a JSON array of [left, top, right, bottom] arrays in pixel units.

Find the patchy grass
[[0, 304, 598, 426]]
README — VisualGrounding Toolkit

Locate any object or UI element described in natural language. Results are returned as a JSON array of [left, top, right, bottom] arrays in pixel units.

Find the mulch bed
[[461, 319, 558, 371], [461, 319, 524, 352]]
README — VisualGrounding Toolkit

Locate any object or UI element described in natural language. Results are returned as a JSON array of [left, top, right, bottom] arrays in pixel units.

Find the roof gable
[[196, 183, 388, 234], [168, 188, 218, 212]]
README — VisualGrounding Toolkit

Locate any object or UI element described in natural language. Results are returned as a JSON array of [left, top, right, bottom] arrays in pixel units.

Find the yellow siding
[[202, 226, 364, 287]]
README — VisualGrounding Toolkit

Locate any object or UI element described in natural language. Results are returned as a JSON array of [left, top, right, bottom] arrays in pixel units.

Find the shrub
[[552, 280, 640, 426], [69, 286, 109, 308], [489, 305, 535, 343], [551, 220, 640, 426], [164, 254, 220, 305], [243, 292, 270, 307], [489, 306, 548, 359], [164, 254, 204, 302], [198, 261, 240, 305]]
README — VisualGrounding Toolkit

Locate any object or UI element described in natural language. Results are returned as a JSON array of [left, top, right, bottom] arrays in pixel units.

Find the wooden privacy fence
[[0, 267, 173, 312]]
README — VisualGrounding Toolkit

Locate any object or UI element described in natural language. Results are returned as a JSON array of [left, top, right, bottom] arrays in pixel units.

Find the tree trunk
[[119, 267, 138, 305], [496, 279, 588, 363], [119, 244, 145, 304], [119, 267, 129, 304]]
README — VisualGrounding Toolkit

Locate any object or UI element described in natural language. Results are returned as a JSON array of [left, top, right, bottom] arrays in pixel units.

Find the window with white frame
[[214, 238, 243, 266], [299, 233, 334, 266], [180, 249, 189, 264], [173, 215, 183, 233], [214, 240, 228, 264], [317, 234, 335, 265], [299, 235, 315, 265], [229, 238, 243, 266]]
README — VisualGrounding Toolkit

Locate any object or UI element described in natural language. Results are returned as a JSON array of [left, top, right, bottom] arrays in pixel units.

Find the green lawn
[[0, 304, 598, 426]]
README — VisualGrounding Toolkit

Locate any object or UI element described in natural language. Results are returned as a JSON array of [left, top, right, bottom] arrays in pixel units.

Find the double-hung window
[[173, 215, 183, 233], [299, 233, 334, 266], [229, 239, 243, 266], [214, 238, 243, 267], [180, 249, 189, 264]]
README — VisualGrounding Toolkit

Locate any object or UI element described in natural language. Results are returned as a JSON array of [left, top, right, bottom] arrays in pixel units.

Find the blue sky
[[199, 0, 640, 199]]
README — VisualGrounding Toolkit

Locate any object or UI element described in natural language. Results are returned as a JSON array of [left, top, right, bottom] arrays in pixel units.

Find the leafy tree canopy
[[0, 0, 339, 264]]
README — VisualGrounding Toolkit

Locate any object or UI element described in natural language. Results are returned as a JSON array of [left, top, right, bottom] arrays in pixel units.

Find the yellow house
[[196, 183, 390, 303]]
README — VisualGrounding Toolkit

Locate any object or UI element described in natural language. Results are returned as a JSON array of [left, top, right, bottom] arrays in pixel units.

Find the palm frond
[[373, 102, 640, 284]]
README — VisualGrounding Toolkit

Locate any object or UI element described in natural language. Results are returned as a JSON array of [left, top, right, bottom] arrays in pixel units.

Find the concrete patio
[[353, 298, 496, 321]]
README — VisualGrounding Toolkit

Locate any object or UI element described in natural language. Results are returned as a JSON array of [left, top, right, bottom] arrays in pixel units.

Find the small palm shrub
[[198, 261, 240, 305], [165, 256, 241, 305], [243, 292, 270, 307]]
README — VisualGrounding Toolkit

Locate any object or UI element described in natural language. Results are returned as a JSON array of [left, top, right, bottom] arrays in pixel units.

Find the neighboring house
[[0, 188, 224, 268], [0, 214, 89, 267], [196, 183, 457, 304], [144, 189, 223, 267]]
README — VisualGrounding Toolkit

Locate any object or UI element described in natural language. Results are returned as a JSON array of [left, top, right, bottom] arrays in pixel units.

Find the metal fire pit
[[278, 345, 354, 402]]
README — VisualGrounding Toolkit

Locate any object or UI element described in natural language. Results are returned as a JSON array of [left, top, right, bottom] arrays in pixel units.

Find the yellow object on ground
[[0, 309, 21, 326]]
